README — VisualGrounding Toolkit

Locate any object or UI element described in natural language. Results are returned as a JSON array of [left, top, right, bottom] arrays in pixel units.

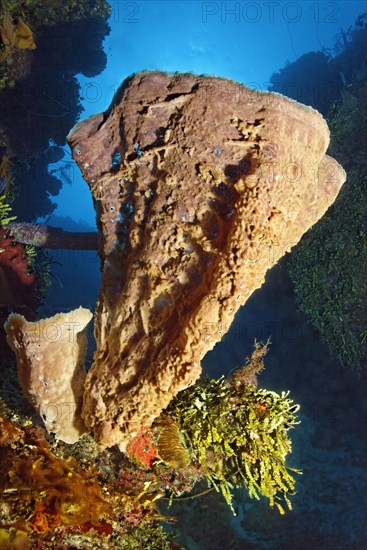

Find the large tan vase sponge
[[66, 72, 345, 448]]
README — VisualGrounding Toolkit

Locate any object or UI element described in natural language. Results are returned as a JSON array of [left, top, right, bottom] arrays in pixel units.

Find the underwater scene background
[[0, 1, 366, 548]]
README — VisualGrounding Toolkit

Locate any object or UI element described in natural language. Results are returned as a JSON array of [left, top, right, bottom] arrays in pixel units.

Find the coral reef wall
[[0, 0, 111, 221]]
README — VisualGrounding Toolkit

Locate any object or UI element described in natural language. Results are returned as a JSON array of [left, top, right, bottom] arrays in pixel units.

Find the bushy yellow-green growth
[[24, 244, 51, 297], [0, 194, 16, 226], [167, 375, 300, 514]]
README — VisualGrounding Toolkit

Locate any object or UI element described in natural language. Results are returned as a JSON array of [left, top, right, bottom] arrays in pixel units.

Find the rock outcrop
[[66, 71, 345, 448]]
